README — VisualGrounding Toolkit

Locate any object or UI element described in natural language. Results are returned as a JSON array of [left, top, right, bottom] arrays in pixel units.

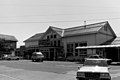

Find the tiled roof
[[63, 21, 107, 37], [25, 21, 112, 42], [49, 21, 107, 37], [24, 33, 44, 42], [0, 34, 17, 41]]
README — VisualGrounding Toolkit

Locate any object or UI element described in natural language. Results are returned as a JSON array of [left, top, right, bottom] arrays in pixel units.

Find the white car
[[85, 55, 112, 65], [76, 59, 111, 80], [31, 52, 44, 62]]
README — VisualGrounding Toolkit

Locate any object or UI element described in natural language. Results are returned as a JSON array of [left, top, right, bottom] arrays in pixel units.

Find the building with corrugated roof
[[24, 21, 116, 61]]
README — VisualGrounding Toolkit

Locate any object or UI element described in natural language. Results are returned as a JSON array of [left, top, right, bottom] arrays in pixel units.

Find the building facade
[[24, 21, 116, 61]]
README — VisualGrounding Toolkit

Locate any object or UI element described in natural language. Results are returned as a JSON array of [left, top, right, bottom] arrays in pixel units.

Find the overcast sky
[[0, 0, 120, 48]]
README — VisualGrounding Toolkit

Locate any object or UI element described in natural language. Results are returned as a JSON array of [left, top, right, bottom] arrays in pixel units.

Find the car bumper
[[76, 77, 111, 80]]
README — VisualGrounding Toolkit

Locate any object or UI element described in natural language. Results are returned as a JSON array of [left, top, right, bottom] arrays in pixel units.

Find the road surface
[[0, 60, 119, 80]]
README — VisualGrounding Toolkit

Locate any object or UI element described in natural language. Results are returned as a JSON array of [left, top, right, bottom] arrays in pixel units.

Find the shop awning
[[76, 45, 120, 49]]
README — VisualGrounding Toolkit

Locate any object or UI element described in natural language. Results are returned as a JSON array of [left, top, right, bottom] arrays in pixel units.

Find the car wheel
[[16, 58, 19, 60], [8, 58, 11, 60], [107, 61, 112, 65], [32, 59, 34, 62], [76, 78, 84, 80], [41, 59, 43, 62]]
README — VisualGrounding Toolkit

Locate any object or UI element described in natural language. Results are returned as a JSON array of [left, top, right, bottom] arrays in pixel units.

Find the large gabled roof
[[24, 33, 44, 42], [49, 21, 109, 37], [24, 21, 115, 42], [63, 21, 108, 37], [0, 34, 18, 41]]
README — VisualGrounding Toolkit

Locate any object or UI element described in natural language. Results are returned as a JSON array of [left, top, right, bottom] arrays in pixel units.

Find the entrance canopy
[[76, 45, 120, 49]]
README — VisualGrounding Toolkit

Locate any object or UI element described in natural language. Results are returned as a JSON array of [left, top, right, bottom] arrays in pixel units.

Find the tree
[[0, 39, 6, 52]]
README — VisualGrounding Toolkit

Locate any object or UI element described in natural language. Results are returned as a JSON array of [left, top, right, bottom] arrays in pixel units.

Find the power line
[[0, 17, 120, 24], [0, 12, 119, 18]]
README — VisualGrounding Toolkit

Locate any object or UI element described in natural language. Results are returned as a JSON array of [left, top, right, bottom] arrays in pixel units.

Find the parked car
[[85, 54, 112, 64], [57, 56, 66, 61], [66, 56, 85, 62], [31, 52, 44, 62], [3, 55, 20, 60], [7, 56, 20, 60], [66, 56, 75, 62], [76, 59, 111, 80]]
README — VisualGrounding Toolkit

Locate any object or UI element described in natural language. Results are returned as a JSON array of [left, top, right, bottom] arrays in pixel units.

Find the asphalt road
[[0, 60, 119, 80]]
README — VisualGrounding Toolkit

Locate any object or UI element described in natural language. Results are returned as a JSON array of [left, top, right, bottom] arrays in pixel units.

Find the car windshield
[[89, 55, 103, 58], [32, 54, 43, 56], [84, 59, 108, 67]]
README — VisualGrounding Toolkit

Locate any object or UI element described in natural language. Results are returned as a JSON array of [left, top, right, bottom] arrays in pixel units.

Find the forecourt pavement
[[0, 60, 119, 80]]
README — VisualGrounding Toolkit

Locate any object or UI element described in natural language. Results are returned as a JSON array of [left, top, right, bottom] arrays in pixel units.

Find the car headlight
[[100, 73, 110, 77], [77, 72, 85, 77]]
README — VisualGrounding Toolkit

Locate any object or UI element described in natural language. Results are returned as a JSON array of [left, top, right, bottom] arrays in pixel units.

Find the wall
[[25, 41, 39, 47], [62, 32, 114, 57], [96, 33, 114, 45], [62, 34, 97, 55]]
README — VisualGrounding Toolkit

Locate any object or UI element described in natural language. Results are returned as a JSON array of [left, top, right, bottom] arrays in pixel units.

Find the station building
[[24, 21, 117, 61]]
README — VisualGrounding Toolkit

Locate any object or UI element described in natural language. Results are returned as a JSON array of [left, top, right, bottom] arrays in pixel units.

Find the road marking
[[0, 74, 23, 80]]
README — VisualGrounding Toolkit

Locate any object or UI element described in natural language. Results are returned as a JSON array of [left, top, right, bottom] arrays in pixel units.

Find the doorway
[[50, 48, 54, 61]]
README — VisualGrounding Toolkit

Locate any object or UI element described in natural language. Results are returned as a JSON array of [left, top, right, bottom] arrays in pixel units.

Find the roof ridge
[[64, 24, 103, 32], [0, 34, 17, 41], [24, 32, 44, 42], [64, 21, 108, 30], [50, 26, 63, 30]]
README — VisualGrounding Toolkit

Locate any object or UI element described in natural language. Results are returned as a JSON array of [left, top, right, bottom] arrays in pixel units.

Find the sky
[[0, 0, 120, 48]]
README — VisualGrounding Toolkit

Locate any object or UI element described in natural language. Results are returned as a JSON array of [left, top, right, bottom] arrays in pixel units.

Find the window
[[75, 52, 78, 56], [79, 42, 87, 55], [58, 40, 60, 46], [75, 49, 78, 53], [54, 35, 57, 38], [54, 41, 56, 46], [79, 42, 87, 46], [67, 43, 74, 56], [50, 41, 53, 46], [51, 35, 53, 38], [47, 36, 49, 39], [75, 43, 78, 47]]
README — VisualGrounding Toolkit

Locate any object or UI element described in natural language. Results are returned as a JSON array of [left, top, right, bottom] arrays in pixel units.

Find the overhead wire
[[0, 17, 119, 24]]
